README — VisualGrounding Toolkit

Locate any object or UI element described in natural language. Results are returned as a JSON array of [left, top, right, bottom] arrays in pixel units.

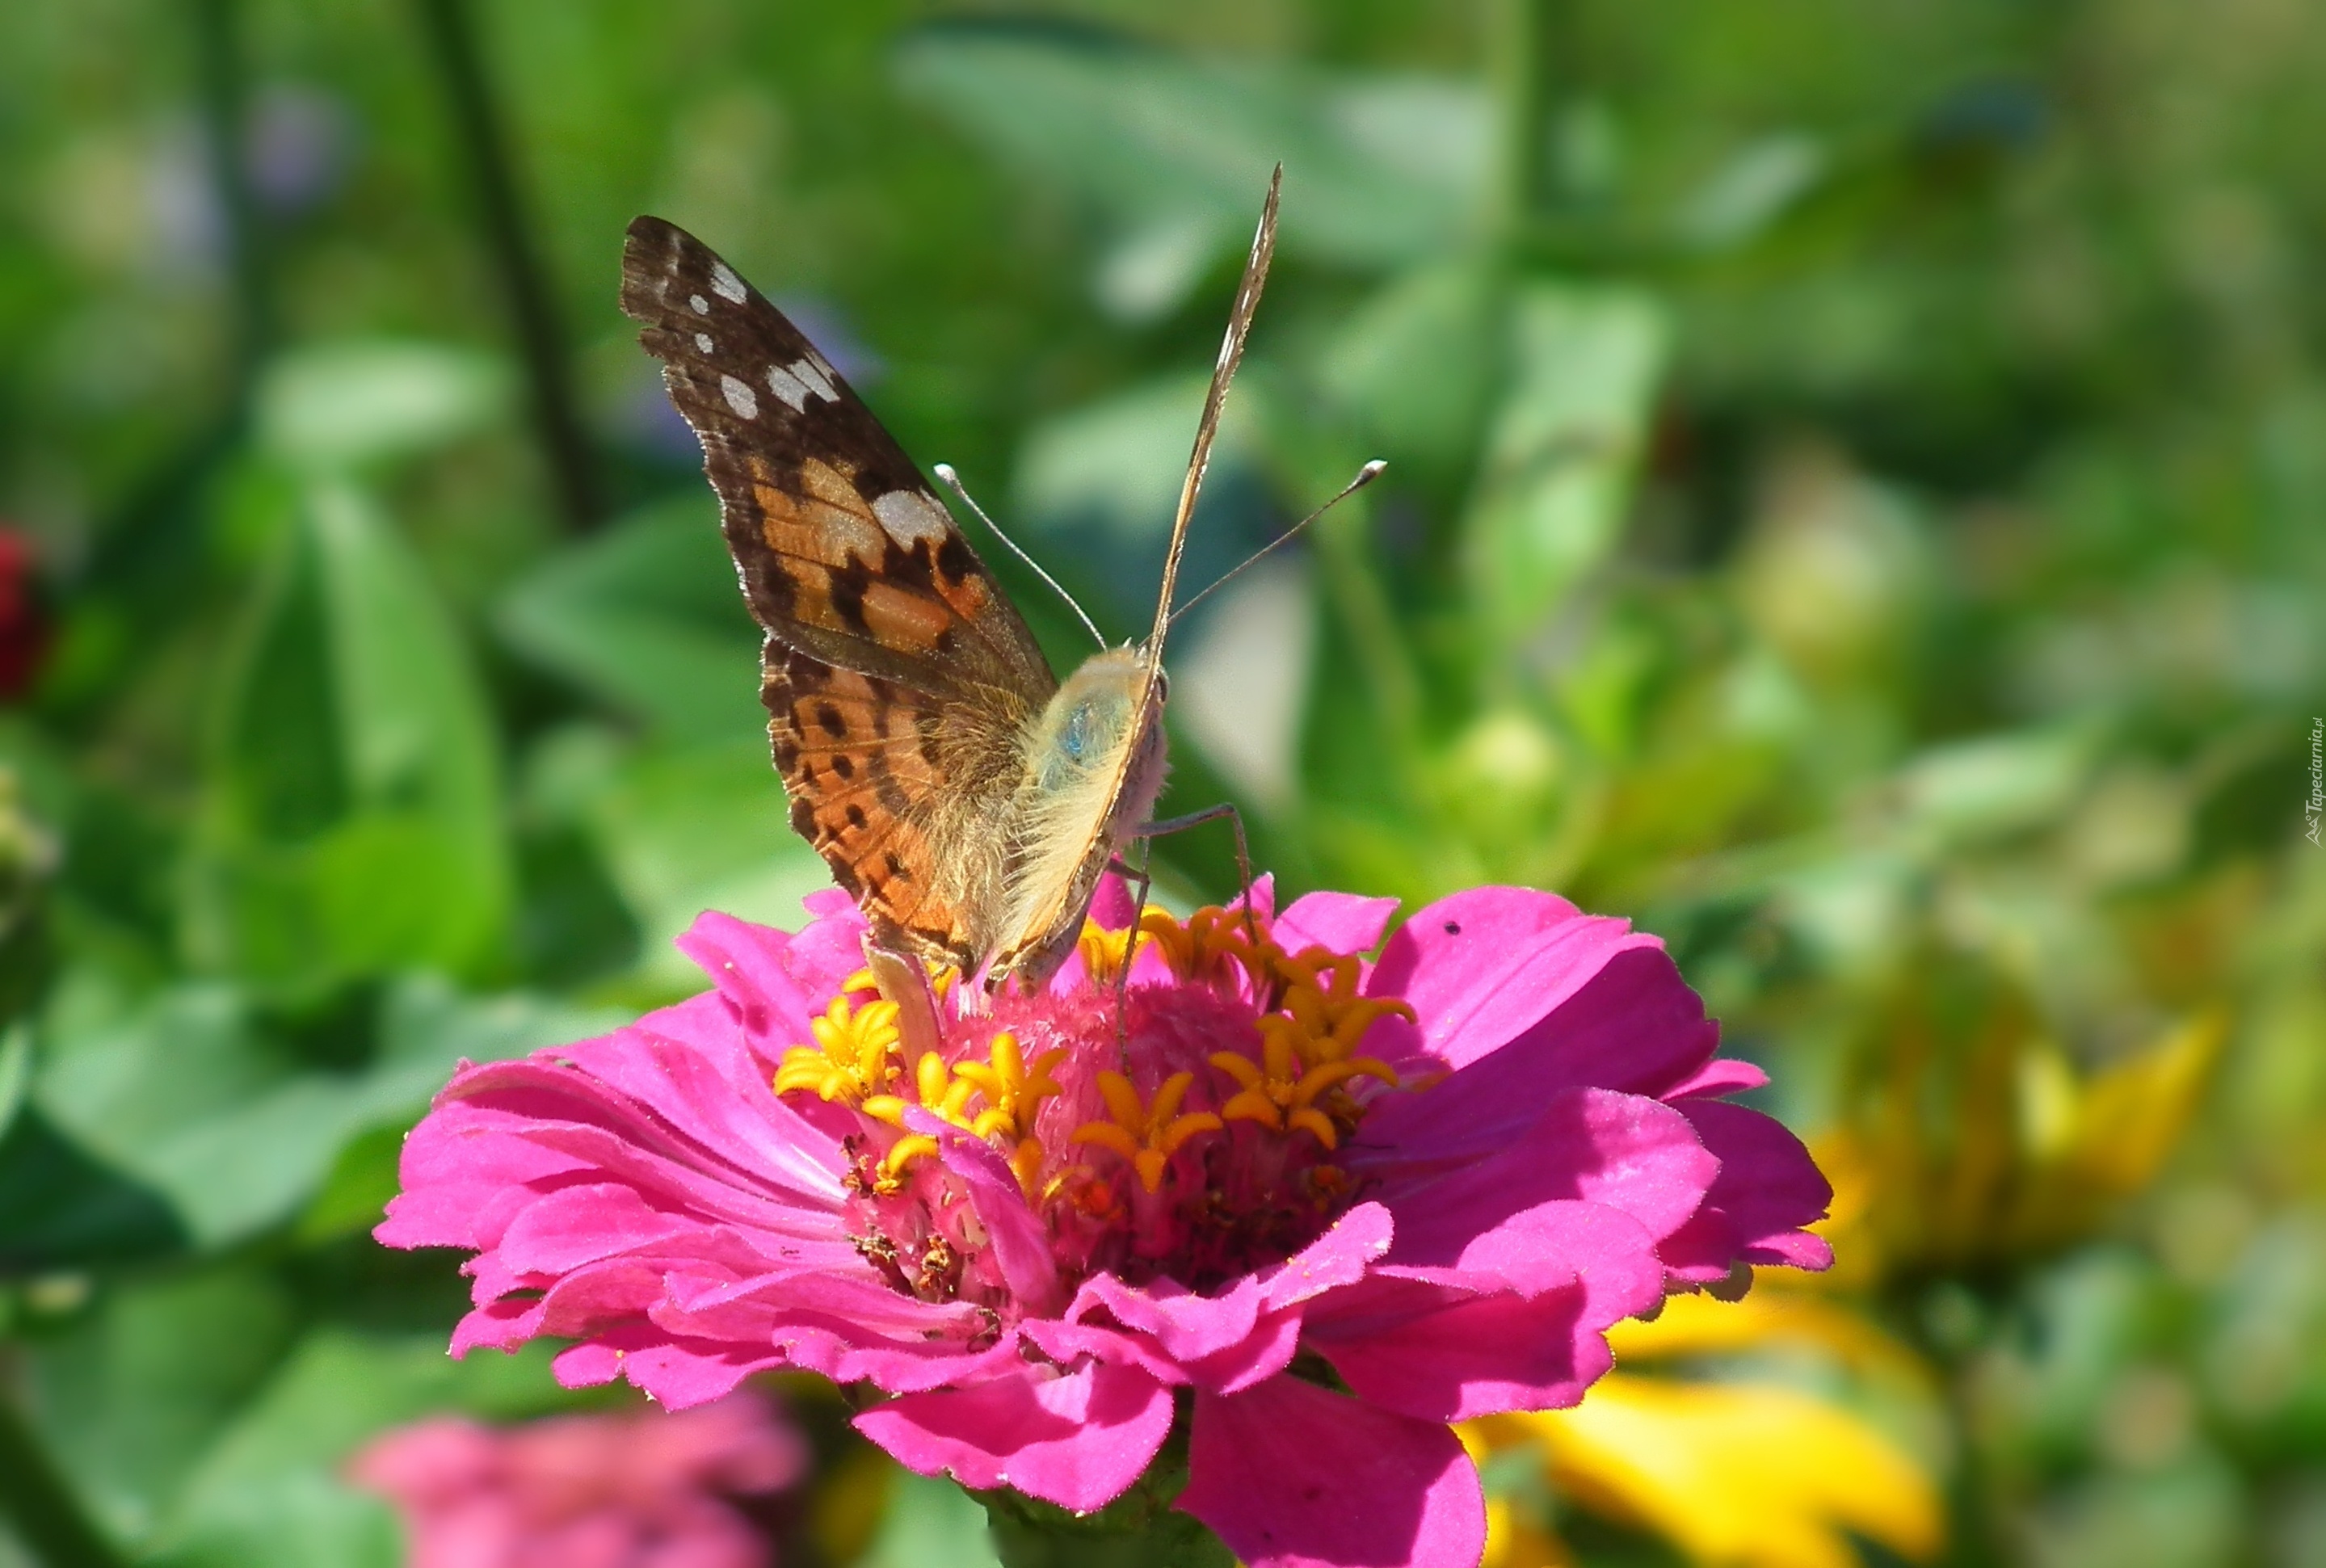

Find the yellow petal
[[1608, 1291, 1930, 1390], [1498, 1374, 1941, 1568]]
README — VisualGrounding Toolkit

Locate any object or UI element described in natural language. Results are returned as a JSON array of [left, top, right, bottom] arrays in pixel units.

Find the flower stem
[[0, 1392, 129, 1568]]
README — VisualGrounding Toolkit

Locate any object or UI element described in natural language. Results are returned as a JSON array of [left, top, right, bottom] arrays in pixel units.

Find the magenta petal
[[674, 910, 820, 1058], [1373, 1090, 1715, 1281], [779, 891, 873, 1000], [1655, 1099, 1834, 1280], [493, 1183, 692, 1276], [914, 1112, 1061, 1310], [1066, 1272, 1261, 1364], [1017, 1318, 1190, 1388], [1666, 1057, 1769, 1098], [1367, 886, 1661, 1070], [1276, 891, 1401, 959], [1180, 1308, 1302, 1394], [1319, 1284, 1613, 1421], [549, 1322, 786, 1408], [1360, 948, 1720, 1167], [1180, 1377, 1485, 1568], [854, 1361, 1173, 1514], [1260, 1201, 1395, 1309]]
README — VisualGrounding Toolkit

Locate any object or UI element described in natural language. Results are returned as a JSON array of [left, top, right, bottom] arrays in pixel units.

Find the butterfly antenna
[[933, 462, 1108, 650], [1166, 459, 1386, 629]]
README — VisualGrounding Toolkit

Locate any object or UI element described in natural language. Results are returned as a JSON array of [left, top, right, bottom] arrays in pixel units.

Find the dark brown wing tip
[[618, 215, 705, 322]]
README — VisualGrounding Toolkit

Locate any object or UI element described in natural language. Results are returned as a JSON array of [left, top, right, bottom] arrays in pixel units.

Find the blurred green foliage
[[1, 0, 2321, 1565]]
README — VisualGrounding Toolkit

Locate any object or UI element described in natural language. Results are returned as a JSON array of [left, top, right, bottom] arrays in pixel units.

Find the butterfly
[[619, 170, 1282, 990]]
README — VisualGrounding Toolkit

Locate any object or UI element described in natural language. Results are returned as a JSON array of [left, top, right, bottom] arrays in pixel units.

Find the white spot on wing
[[688, 293, 709, 314], [694, 333, 713, 353], [765, 364, 810, 412], [720, 374, 759, 419], [789, 357, 838, 401], [871, 490, 951, 548], [709, 261, 747, 304]]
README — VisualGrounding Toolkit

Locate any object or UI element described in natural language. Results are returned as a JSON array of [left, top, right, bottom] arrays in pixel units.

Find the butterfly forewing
[[620, 216, 1059, 969]]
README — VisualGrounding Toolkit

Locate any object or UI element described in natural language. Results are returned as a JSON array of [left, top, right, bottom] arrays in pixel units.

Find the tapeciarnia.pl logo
[[2308, 717, 2323, 847]]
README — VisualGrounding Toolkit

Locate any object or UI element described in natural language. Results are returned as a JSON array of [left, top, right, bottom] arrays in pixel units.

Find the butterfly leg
[[1107, 841, 1157, 1058], [1131, 801, 1259, 947]]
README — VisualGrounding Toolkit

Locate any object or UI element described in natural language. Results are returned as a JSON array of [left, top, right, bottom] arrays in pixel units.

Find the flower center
[[773, 904, 1415, 1309]]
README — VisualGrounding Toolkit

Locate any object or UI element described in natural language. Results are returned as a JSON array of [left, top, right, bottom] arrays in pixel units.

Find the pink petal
[[1655, 1099, 1835, 1281], [674, 910, 822, 1060], [1179, 1376, 1485, 1568], [1665, 1057, 1769, 1099], [494, 1183, 693, 1276], [1066, 1272, 1261, 1364], [1317, 1283, 1617, 1421], [854, 1360, 1173, 1514], [1276, 891, 1401, 958], [1365, 886, 1649, 1066], [916, 1112, 1062, 1311], [1369, 1090, 1717, 1280], [549, 1324, 789, 1408], [1359, 948, 1719, 1167], [1258, 1201, 1395, 1309]]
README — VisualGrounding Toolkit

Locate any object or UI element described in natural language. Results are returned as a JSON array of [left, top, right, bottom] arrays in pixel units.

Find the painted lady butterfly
[[620, 170, 1282, 988]]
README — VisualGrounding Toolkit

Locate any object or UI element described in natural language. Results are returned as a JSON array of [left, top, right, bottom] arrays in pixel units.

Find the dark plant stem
[[0, 1392, 130, 1568], [411, 0, 603, 532], [82, 0, 268, 599]]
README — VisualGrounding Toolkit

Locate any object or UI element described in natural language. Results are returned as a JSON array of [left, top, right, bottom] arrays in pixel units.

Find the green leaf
[[1013, 372, 1265, 548], [19, 1264, 301, 1545], [187, 480, 511, 991], [1316, 259, 1505, 476], [146, 1331, 593, 1568], [559, 732, 831, 998], [0, 1105, 187, 1274], [494, 494, 763, 743], [863, 1469, 1003, 1568], [896, 27, 1487, 289], [255, 341, 511, 473], [32, 973, 612, 1249], [1892, 728, 2097, 847], [1459, 284, 1668, 649]]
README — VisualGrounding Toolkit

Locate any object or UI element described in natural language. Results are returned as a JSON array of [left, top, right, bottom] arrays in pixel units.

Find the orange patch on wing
[[931, 565, 992, 625], [860, 582, 954, 653]]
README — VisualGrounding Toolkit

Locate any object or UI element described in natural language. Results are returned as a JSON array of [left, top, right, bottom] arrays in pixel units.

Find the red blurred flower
[[0, 530, 48, 700], [347, 1394, 806, 1568]]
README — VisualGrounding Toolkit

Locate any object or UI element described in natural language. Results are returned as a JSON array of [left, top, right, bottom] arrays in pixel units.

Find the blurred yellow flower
[[1467, 1288, 1942, 1568], [1821, 998, 2227, 1277], [1482, 1375, 1940, 1568]]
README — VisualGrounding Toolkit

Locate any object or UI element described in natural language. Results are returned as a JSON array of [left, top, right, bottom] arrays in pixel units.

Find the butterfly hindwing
[[763, 649, 1028, 967]]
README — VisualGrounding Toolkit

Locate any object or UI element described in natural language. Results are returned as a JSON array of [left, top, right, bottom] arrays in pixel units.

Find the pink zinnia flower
[[379, 879, 1831, 1568], [346, 1393, 805, 1568]]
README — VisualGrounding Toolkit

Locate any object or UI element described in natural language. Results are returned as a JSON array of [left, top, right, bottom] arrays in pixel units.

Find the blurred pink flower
[[380, 879, 1830, 1568], [347, 1394, 805, 1568]]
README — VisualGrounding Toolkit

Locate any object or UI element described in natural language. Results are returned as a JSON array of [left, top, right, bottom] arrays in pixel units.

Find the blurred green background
[[0, 1, 2320, 1565]]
